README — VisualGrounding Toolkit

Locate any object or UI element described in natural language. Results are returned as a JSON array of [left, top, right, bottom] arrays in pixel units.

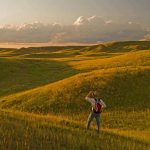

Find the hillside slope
[[0, 41, 150, 150], [0, 42, 150, 97], [1, 66, 150, 114]]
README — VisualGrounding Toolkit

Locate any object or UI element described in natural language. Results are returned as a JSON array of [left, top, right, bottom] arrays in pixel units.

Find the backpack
[[93, 100, 102, 113]]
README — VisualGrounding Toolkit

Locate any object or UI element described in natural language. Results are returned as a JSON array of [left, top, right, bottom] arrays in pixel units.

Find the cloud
[[140, 33, 150, 41], [0, 22, 62, 43], [0, 16, 149, 43], [74, 16, 89, 26], [57, 16, 148, 43]]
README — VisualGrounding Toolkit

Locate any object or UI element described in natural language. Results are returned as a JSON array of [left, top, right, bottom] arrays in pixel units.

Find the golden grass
[[0, 41, 150, 149], [0, 109, 149, 150]]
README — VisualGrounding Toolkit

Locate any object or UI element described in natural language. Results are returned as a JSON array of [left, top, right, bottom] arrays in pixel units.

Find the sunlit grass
[[1, 66, 149, 113], [0, 109, 149, 150], [0, 41, 150, 150]]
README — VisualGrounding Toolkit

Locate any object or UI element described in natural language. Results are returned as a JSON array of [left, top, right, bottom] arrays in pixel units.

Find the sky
[[1, 0, 150, 27], [0, 0, 150, 43]]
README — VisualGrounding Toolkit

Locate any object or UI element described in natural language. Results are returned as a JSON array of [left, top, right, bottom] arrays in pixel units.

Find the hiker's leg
[[95, 114, 100, 133], [87, 112, 95, 130]]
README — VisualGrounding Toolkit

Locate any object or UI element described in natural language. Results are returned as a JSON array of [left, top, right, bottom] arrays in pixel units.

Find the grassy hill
[[1, 67, 150, 114], [0, 41, 150, 150]]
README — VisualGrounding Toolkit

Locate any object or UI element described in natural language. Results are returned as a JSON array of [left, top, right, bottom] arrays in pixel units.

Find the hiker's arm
[[85, 97, 95, 104], [85, 91, 95, 104], [100, 99, 106, 108]]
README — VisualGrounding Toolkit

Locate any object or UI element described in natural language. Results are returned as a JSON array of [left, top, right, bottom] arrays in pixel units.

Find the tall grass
[[0, 110, 149, 150]]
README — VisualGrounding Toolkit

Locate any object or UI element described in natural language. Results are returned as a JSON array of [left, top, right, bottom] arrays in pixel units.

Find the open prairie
[[0, 41, 150, 150]]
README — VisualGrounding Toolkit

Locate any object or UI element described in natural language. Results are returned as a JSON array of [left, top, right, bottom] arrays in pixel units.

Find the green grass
[[1, 67, 149, 114], [0, 41, 150, 150], [0, 58, 80, 97], [0, 109, 149, 150]]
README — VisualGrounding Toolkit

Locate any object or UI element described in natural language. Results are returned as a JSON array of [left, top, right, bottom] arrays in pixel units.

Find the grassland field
[[0, 41, 150, 150]]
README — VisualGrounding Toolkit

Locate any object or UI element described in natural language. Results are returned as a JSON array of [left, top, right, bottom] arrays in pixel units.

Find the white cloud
[[0, 16, 149, 43], [57, 16, 148, 43], [140, 34, 150, 41], [73, 16, 88, 26]]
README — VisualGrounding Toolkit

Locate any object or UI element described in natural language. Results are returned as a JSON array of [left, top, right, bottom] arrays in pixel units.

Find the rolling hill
[[0, 41, 150, 150]]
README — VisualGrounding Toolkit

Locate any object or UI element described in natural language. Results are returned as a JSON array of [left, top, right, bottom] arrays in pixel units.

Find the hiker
[[85, 91, 106, 133]]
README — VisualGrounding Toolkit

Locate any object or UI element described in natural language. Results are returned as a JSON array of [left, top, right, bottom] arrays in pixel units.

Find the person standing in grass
[[85, 91, 106, 133]]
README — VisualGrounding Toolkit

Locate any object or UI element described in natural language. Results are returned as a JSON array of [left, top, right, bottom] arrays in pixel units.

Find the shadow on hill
[[82, 41, 150, 54], [1, 67, 149, 114], [66, 41, 150, 58], [48, 67, 150, 115], [0, 58, 80, 97], [0, 46, 85, 58], [1, 41, 150, 58], [99, 41, 150, 53]]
